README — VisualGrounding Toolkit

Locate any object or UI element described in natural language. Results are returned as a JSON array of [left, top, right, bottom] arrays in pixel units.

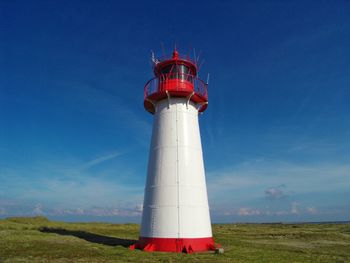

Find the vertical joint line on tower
[[175, 102, 180, 238]]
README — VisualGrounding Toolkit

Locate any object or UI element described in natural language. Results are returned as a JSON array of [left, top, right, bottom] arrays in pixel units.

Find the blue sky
[[1, 1, 349, 223]]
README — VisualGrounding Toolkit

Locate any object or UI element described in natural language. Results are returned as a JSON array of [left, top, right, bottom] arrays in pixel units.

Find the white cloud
[[265, 184, 288, 200], [33, 203, 44, 215], [238, 207, 261, 216], [51, 205, 142, 217], [271, 202, 302, 216], [291, 202, 299, 214], [307, 207, 318, 215], [0, 198, 143, 218], [217, 201, 302, 218]]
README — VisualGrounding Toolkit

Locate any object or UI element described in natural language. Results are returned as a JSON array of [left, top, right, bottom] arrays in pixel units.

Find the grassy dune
[[0, 216, 349, 262]]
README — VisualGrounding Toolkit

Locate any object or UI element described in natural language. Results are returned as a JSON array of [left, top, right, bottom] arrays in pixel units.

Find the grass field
[[0, 216, 349, 262]]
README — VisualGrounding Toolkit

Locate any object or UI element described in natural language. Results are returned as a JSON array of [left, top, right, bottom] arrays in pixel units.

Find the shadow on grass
[[39, 227, 136, 247]]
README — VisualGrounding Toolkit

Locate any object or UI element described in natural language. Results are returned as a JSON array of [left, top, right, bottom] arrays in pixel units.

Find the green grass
[[0, 217, 349, 262]]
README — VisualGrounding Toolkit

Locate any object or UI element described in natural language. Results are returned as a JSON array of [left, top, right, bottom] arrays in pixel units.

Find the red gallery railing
[[144, 73, 208, 102]]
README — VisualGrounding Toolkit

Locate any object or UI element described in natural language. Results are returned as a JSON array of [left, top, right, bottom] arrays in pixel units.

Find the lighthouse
[[134, 49, 215, 253]]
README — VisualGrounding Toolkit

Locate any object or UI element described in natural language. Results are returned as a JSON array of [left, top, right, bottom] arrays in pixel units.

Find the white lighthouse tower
[[133, 49, 215, 253]]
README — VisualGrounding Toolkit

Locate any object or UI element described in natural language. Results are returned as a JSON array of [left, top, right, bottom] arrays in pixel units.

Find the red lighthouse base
[[130, 237, 217, 253]]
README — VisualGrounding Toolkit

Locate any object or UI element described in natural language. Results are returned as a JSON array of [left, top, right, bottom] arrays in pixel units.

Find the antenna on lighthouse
[[151, 50, 159, 65], [196, 50, 202, 65], [193, 48, 197, 66]]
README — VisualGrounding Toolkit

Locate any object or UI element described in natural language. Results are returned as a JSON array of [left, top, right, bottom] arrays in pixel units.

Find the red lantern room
[[144, 49, 208, 114]]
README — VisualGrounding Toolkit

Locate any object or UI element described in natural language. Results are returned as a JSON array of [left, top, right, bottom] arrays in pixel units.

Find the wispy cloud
[[214, 201, 304, 218], [306, 207, 318, 215], [265, 184, 290, 200], [58, 84, 152, 144], [207, 159, 350, 200], [238, 207, 261, 216], [81, 152, 122, 170], [3, 201, 143, 218], [206, 158, 350, 221], [50, 205, 142, 217], [33, 203, 44, 215], [0, 150, 144, 215]]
